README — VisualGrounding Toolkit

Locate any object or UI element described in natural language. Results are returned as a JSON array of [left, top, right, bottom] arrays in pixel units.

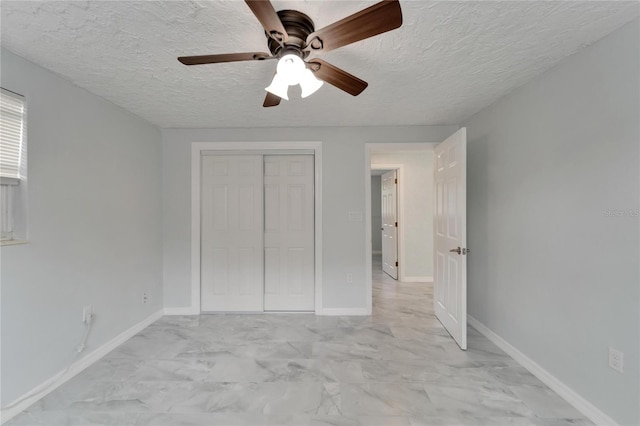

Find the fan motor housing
[[267, 10, 314, 59]]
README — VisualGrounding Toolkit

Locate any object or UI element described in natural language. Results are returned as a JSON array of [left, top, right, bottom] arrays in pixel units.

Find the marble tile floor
[[9, 256, 592, 426]]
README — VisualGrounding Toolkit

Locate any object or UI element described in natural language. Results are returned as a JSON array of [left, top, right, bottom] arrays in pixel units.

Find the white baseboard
[[164, 307, 200, 315], [319, 308, 369, 316], [402, 276, 433, 283], [166, 306, 371, 316], [1, 309, 163, 424], [467, 315, 618, 426]]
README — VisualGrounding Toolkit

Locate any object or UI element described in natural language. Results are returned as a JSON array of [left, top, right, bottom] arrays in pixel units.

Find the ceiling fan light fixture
[[300, 68, 324, 98], [265, 73, 289, 100], [178, 0, 403, 107], [266, 53, 323, 100]]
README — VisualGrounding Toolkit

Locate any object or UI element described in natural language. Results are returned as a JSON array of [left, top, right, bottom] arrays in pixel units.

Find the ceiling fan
[[177, 0, 403, 107]]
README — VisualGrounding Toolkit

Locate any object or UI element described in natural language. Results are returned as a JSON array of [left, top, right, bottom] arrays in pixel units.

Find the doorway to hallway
[[365, 134, 469, 350]]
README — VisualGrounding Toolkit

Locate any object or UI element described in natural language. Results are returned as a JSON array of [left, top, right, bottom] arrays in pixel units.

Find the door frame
[[191, 141, 323, 314], [365, 143, 436, 314]]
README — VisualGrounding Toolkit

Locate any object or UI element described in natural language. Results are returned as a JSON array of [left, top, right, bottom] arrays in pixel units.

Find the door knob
[[450, 247, 461, 255]]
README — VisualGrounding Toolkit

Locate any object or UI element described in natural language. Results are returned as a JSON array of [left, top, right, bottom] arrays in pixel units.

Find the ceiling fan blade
[[305, 0, 402, 53], [245, 0, 288, 42], [308, 59, 368, 96], [263, 92, 281, 107], [178, 52, 273, 65]]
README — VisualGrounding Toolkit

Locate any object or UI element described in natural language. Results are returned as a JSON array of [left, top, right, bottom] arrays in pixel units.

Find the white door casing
[[381, 170, 398, 279], [190, 142, 322, 316], [434, 128, 467, 350], [201, 155, 264, 312], [264, 155, 315, 311]]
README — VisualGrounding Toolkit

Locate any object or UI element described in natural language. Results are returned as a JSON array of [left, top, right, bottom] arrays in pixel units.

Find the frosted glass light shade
[[265, 73, 289, 100], [277, 54, 305, 86], [265, 54, 324, 101], [300, 69, 324, 98]]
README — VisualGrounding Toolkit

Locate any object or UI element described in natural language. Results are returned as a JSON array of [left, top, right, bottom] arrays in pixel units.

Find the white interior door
[[264, 155, 315, 311], [201, 155, 264, 312], [381, 170, 398, 279], [434, 128, 467, 350]]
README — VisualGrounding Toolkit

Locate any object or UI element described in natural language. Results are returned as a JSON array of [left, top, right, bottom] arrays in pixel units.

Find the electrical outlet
[[82, 305, 92, 324], [142, 292, 148, 304], [346, 273, 353, 283], [609, 347, 624, 373]]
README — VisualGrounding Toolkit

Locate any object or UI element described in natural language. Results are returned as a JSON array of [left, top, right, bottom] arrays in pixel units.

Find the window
[[0, 88, 26, 242]]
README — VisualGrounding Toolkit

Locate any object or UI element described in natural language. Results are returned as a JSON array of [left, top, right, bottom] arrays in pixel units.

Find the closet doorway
[[200, 153, 315, 312]]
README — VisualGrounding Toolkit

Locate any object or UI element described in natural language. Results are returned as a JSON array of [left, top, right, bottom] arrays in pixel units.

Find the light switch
[[348, 211, 363, 222]]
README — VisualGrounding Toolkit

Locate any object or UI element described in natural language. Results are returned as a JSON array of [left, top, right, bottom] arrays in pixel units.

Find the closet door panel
[[201, 155, 264, 311], [264, 155, 315, 311]]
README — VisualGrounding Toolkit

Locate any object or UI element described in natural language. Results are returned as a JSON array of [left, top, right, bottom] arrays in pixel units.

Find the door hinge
[[394, 178, 397, 184], [395, 222, 398, 227], [395, 261, 398, 267]]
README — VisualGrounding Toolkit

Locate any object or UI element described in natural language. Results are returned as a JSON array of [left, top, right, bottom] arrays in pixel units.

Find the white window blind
[[0, 88, 25, 180]]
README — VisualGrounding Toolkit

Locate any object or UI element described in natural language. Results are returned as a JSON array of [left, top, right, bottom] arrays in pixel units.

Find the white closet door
[[201, 155, 264, 312], [264, 155, 315, 311]]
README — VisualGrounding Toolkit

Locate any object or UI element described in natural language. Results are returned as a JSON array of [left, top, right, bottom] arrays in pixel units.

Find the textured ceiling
[[1, 1, 638, 128]]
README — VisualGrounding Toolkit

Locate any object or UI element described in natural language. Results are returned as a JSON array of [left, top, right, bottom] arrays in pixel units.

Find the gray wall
[[371, 175, 382, 253], [465, 19, 639, 425], [0, 49, 163, 405], [162, 126, 457, 310], [371, 150, 434, 280]]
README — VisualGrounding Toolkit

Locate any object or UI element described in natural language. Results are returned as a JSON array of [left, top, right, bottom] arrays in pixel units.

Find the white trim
[[0, 177, 20, 186], [403, 276, 433, 283], [467, 315, 618, 426], [364, 149, 373, 315], [1, 310, 163, 424], [0, 239, 28, 247], [164, 307, 200, 316], [190, 142, 323, 315], [370, 143, 438, 151], [372, 250, 382, 255], [318, 308, 369, 316]]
